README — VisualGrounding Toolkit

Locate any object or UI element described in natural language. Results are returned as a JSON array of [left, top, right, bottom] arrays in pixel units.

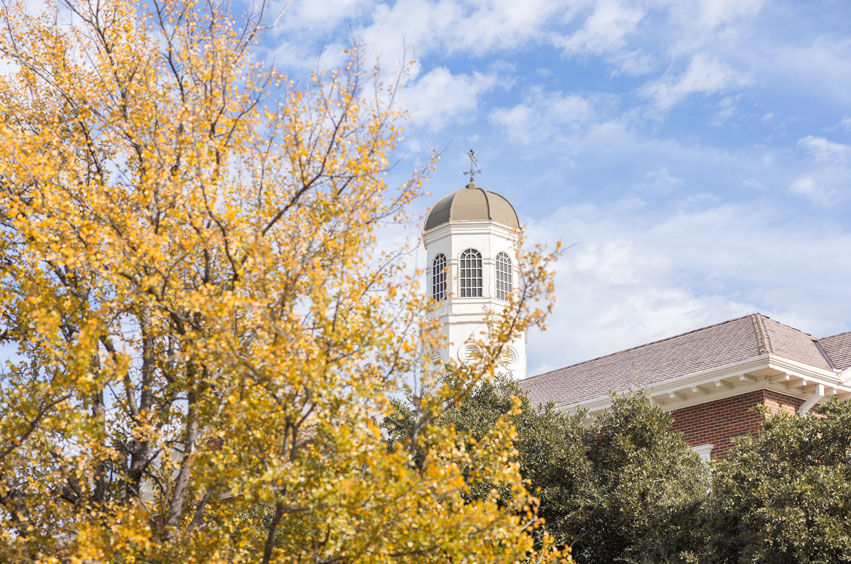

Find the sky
[[15, 0, 851, 376], [258, 0, 851, 376]]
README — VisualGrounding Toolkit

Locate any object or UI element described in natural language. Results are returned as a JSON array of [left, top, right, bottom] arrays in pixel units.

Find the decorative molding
[[562, 353, 851, 416], [692, 444, 714, 462]]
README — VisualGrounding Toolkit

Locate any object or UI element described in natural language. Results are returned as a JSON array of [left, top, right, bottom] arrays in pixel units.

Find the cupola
[[422, 150, 526, 380], [424, 181, 519, 231]]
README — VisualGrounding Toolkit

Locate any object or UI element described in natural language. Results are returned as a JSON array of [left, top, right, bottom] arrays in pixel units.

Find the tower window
[[432, 254, 447, 301], [495, 252, 512, 300], [460, 249, 482, 297]]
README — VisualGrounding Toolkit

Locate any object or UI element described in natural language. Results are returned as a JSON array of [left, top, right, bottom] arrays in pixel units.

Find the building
[[519, 314, 851, 460], [423, 175, 527, 379], [424, 175, 851, 461]]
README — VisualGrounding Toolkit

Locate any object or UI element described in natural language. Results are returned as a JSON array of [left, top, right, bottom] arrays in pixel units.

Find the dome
[[424, 181, 520, 231]]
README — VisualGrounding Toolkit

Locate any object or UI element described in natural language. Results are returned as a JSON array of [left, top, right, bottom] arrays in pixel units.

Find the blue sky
[[262, 0, 851, 375], [17, 0, 848, 375]]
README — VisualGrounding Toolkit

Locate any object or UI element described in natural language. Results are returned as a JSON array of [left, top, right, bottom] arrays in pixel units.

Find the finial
[[462, 149, 482, 186]]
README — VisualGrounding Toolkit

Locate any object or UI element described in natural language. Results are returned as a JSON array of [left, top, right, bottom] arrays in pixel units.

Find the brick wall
[[669, 390, 804, 460], [762, 389, 805, 416]]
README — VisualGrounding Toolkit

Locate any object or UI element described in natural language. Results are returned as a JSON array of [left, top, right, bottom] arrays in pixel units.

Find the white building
[[423, 178, 526, 379]]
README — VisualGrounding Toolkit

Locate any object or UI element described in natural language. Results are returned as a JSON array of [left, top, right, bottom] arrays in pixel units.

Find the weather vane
[[463, 149, 482, 184]]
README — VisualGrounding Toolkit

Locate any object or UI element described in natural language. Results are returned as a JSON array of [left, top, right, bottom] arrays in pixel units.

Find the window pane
[[460, 249, 482, 297], [496, 252, 512, 300], [432, 254, 446, 301]]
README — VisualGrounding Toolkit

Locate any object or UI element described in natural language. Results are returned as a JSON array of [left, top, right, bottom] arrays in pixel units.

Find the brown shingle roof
[[759, 316, 833, 369], [819, 332, 851, 370], [519, 313, 833, 406]]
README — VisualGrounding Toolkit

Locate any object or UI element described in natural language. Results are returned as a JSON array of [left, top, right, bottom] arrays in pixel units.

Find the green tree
[[387, 381, 709, 563], [566, 393, 707, 564], [704, 399, 851, 563]]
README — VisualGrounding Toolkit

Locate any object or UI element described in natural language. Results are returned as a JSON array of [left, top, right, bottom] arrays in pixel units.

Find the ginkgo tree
[[0, 1, 568, 562]]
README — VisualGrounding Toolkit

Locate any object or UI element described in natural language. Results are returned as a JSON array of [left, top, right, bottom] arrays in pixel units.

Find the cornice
[[423, 221, 520, 244], [561, 353, 851, 416], [767, 355, 839, 382]]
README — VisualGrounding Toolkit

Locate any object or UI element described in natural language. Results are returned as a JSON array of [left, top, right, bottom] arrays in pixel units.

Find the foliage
[[703, 399, 851, 563], [388, 383, 709, 564], [0, 1, 566, 562], [563, 393, 708, 564]]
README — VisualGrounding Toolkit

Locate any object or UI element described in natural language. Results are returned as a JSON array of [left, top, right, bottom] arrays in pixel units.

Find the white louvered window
[[500, 346, 518, 369], [495, 252, 512, 300], [432, 254, 447, 301], [459, 343, 481, 364], [459, 249, 482, 297]]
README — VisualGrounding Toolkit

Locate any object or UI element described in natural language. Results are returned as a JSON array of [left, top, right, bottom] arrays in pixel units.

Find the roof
[[820, 331, 851, 370], [424, 181, 519, 231], [519, 313, 840, 406]]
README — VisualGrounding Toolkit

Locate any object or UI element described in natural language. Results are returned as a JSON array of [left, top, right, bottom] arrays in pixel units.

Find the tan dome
[[424, 181, 519, 231]]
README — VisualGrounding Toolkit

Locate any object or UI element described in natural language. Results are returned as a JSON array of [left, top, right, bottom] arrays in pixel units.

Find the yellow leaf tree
[[0, 1, 570, 562]]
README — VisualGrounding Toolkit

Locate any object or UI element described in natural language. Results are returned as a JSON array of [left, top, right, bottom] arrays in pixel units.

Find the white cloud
[[489, 88, 594, 144], [797, 135, 851, 163], [694, 0, 762, 29], [766, 35, 851, 106], [606, 48, 656, 76], [641, 54, 750, 110], [489, 104, 537, 144], [355, 0, 575, 67], [525, 201, 851, 375], [396, 66, 499, 130], [556, 0, 645, 56], [788, 136, 851, 206], [549, 0, 657, 76], [356, 0, 460, 64], [457, 0, 579, 55], [662, 0, 763, 57], [661, 0, 762, 35], [711, 95, 739, 124], [788, 177, 840, 207], [488, 88, 763, 185], [641, 168, 681, 193], [276, 0, 372, 32]]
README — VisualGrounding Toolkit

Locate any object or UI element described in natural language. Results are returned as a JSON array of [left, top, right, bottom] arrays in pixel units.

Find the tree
[[0, 1, 566, 561], [388, 382, 708, 563], [703, 399, 851, 563], [563, 393, 707, 564]]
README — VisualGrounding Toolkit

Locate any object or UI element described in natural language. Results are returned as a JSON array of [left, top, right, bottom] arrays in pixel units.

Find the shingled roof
[[820, 332, 851, 370], [519, 313, 842, 406]]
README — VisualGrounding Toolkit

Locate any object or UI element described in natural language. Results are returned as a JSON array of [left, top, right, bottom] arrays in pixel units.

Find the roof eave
[[560, 353, 850, 416]]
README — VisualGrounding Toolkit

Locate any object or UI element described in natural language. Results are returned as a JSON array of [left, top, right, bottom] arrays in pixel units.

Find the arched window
[[459, 249, 482, 297], [495, 252, 512, 300], [432, 254, 447, 301]]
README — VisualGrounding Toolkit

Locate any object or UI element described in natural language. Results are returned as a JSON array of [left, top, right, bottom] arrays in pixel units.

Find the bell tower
[[422, 151, 526, 379]]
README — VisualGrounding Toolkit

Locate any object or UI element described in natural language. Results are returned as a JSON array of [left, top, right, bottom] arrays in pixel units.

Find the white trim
[[692, 444, 714, 462], [798, 383, 825, 415], [560, 353, 851, 415], [424, 220, 520, 241], [767, 355, 839, 381]]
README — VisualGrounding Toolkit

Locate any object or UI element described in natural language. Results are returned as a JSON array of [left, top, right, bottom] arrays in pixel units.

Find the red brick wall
[[763, 389, 805, 416], [669, 390, 804, 460]]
